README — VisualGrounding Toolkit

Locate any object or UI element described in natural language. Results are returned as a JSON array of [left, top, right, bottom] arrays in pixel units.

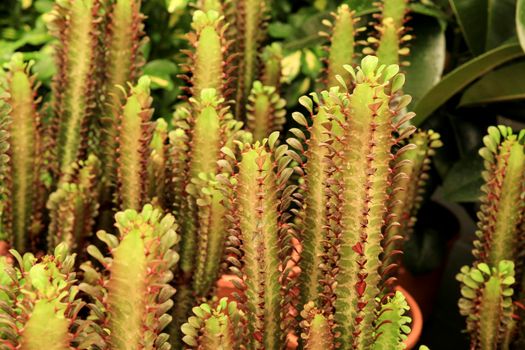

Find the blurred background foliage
[[2, 0, 525, 215]]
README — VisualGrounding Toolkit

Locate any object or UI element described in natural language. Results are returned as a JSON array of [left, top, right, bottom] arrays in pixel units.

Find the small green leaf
[[460, 286, 476, 299], [478, 263, 491, 275]]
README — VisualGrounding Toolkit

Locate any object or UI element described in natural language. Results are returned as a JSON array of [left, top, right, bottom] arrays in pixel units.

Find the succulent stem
[[49, 0, 104, 173], [101, 0, 146, 187], [81, 204, 179, 349], [47, 154, 101, 253], [115, 76, 154, 210], [0, 53, 42, 252]]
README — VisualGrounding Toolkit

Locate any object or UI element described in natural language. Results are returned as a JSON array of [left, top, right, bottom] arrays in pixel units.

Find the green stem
[[1, 53, 41, 251]]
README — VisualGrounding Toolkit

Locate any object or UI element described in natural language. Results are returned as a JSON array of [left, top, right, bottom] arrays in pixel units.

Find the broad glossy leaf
[[450, 0, 516, 55], [143, 59, 178, 90], [449, 0, 487, 55], [409, 2, 449, 27], [460, 60, 525, 106], [413, 42, 524, 126], [518, 0, 525, 51], [486, 0, 517, 51], [404, 16, 446, 108], [441, 153, 484, 202]]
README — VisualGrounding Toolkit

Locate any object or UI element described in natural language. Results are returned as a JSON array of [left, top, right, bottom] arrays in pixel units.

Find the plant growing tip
[[184, 10, 231, 100], [197, 0, 224, 14], [246, 81, 286, 142], [322, 4, 361, 88], [0, 244, 84, 350], [182, 298, 245, 349], [81, 204, 179, 349], [299, 301, 336, 349], [115, 76, 154, 211], [364, 0, 411, 67], [457, 261, 516, 350], [261, 43, 283, 89], [47, 154, 101, 253]]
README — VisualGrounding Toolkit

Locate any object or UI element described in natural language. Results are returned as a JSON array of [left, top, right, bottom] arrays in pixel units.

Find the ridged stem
[[385, 129, 442, 270], [147, 118, 169, 207], [0, 244, 81, 349], [168, 89, 245, 347], [185, 10, 229, 99], [322, 4, 359, 87], [81, 204, 179, 349], [47, 154, 101, 253], [228, 0, 268, 119], [260, 43, 283, 89], [1, 53, 41, 252], [222, 134, 294, 349], [246, 81, 286, 142], [182, 298, 245, 349], [290, 56, 414, 349], [457, 261, 516, 350], [101, 0, 146, 187], [288, 96, 330, 310], [364, 0, 411, 66], [115, 76, 154, 210], [50, 0, 103, 173], [474, 126, 525, 265]]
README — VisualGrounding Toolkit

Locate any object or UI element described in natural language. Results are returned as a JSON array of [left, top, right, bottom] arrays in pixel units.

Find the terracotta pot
[[216, 274, 240, 300], [397, 263, 447, 321], [216, 276, 422, 349], [399, 285, 423, 350]]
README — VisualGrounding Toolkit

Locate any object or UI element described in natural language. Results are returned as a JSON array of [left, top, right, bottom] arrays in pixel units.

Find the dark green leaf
[[518, 0, 525, 51], [486, 0, 517, 51], [460, 60, 525, 106], [143, 59, 178, 90], [441, 152, 484, 202], [409, 2, 450, 26], [449, 0, 516, 55], [413, 42, 524, 126], [404, 16, 446, 108], [268, 22, 295, 39], [449, 0, 488, 55]]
